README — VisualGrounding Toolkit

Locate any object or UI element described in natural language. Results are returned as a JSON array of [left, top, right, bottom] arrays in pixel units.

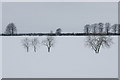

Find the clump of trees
[[85, 36, 113, 53], [5, 23, 17, 34], [22, 36, 55, 53], [84, 22, 120, 34], [22, 30, 55, 53], [84, 22, 114, 53], [22, 37, 40, 52]]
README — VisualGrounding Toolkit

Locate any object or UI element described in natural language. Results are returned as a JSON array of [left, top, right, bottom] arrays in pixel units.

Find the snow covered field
[[2, 36, 118, 78]]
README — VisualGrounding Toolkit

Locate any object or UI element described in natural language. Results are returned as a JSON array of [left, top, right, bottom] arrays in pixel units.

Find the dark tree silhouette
[[98, 23, 104, 33], [105, 23, 110, 34], [31, 38, 39, 52], [22, 38, 30, 52], [42, 36, 55, 52], [118, 24, 120, 34], [91, 23, 98, 33], [84, 24, 91, 34], [112, 24, 118, 33], [86, 36, 112, 53], [5, 23, 17, 34], [56, 28, 62, 34]]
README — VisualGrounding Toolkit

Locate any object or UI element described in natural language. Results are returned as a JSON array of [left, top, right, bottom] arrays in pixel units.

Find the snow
[[2, 36, 118, 78]]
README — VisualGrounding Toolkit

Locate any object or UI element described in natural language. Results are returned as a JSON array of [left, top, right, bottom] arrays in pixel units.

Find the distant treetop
[[5, 23, 17, 34]]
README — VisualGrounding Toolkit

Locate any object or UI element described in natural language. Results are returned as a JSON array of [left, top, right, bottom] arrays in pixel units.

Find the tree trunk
[[34, 46, 36, 52], [107, 30, 109, 34], [95, 42, 102, 53], [12, 28, 14, 34], [48, 47, 50, 52], [95, 48, 100, 53], [27, 47, 29, 52]]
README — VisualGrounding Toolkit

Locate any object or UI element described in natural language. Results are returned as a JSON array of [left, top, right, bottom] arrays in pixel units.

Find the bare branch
[[85, 36, 113, 53], [22, 38, 30, 52], [42, 36, 55, 52], [31, 38, 40, 52]]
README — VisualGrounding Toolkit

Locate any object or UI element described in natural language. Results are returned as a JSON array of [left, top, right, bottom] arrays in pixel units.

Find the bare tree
[[98, 23, 104, 33], [105, 23, 111, 34], [22, 38, 30, 52], [84, 24, 91, 34], [5, 23, 17, 34], [42, 36, 55, 52], [31, 38, 39, 52], [111, 24, 118, 33], [56, 28, 62, 34], [85, 36, 112, 53], [91, 23, 98, 33]]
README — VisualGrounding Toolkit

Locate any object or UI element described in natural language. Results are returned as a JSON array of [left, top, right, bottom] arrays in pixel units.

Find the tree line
[[4, 22, 117, 54], [22, 35, 112, 53], [4, 23, 62, 35], [3, 22, 120, 36], [22, 32, 55, 53], [84, 22, 119, 34]]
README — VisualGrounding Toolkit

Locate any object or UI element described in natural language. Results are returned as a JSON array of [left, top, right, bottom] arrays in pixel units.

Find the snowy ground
[[2, 36, 118, 78]]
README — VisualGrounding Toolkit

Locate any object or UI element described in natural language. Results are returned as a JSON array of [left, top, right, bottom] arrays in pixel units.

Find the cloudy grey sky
[[2, 2, 118, 33]]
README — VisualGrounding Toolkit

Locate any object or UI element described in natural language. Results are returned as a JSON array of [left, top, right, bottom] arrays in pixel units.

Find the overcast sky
[[2, 2, 118, 78], [2, 2, 118, 33]]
